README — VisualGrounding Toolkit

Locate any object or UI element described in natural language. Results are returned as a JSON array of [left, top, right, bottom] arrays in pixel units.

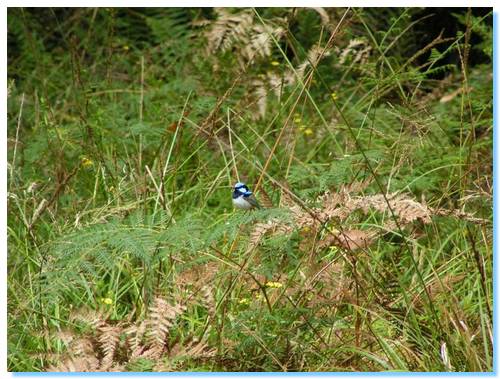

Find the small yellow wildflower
[[294, 117, 302, 124], [101, 297, 113, 305], [238, 298, 250, 305], [303, 128, 314, 136], [270, 61, 280, 66], [255, 293, 262, 299], [81, 157, 93, 168], [331, 92, 338, 101], [329, 246, 339, 254], [266, 281, 283, 289], [123, 45, 130, 51]]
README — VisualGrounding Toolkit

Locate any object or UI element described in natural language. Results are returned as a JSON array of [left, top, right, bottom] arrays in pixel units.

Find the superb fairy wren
[[232, 182, 261, 210]]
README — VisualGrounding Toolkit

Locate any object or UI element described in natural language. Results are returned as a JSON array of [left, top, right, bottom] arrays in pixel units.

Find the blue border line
[[10, 373, 499, 377], [10, 9, 498, 379], [492, 9, 498, 377]]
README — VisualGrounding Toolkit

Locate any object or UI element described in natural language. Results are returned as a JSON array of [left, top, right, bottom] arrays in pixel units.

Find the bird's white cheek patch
[[233, 196, 253, 209]]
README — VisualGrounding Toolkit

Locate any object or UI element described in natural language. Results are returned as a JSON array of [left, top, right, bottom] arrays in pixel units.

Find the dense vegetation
[[7, 7, 493, 372]]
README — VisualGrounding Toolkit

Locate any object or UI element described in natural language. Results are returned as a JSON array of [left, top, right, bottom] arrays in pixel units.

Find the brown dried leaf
[[337, 229, 374, 250], [318, 229, 375, 251]]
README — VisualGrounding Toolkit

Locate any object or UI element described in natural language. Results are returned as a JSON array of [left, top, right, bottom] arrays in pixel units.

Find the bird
[[232, 182, 261, 210]]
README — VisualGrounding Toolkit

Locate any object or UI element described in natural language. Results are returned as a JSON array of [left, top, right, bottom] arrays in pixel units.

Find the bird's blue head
[[232, 182, 252, 199]]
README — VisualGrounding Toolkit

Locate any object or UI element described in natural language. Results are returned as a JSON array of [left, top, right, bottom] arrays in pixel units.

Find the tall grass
[[7, 7, 492, 372]]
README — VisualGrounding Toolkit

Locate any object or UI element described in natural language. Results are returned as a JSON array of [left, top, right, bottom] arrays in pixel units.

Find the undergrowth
[[7, 7, 492, 372]]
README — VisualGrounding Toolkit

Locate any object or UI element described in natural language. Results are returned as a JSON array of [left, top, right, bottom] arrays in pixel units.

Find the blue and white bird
[[232, 182, 261, 210]]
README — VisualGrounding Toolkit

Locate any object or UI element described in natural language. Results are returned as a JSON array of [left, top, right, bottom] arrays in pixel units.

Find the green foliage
[[126, 358, 155, 372], [454, 11, 493, 59], [7, 7, 492, 372]]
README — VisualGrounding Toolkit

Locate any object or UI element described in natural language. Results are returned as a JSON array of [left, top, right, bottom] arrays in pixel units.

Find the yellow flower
[[101, 297, 113, 305], [238, 298, 250, 305], [123, 45, 129, 51], [329, 246, 339, 254], [303, 128, 314, 136], [265, 281, 283, 289], [270, 61, 280, 66], [331, 92, 338, 101], [294, 117, 302, 124], [255, 293, 262, 299], [81, 157, 93, 168]]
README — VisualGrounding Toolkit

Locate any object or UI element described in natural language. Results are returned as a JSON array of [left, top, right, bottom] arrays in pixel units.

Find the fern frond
[[97, 325, 122, 371], [296, 44, 330, 81], [249, 219, 293, 249], [125, 321, 147, 359], [253, 80, 268, 119], [46, 337, 98, 372], [153, 338, 216, 371], [147, 297, 187, 355], [318, 228, 377, 251], [307, 7, 330, 26], [70, 307, 108, 330], [338, 38, 372, 66], [172, 338, 217, 360], [201, 8, 286, 66], [346, 193, 432, 224], [200, 285, 216, 319], [257, 187, 274, 208], [46, 355, 99, 372], [433, 207, 488, 224]]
